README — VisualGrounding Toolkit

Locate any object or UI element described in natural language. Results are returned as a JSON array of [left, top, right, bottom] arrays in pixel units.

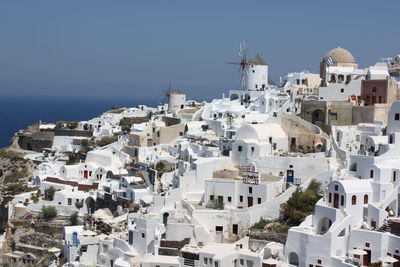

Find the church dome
[[323, 47, 356, 64]]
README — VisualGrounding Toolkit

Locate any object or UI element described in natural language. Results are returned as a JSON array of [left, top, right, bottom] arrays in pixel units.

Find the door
[[363, 250, 371, 266], [83, 170, 88, 179], [248, 197, 253, 207], [333, 193, 339, 208], [371, 96, 376, 105]]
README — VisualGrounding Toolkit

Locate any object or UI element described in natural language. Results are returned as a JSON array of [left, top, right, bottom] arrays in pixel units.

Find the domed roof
[[249, 53, 268, 65], [323, 47, 356, 64]]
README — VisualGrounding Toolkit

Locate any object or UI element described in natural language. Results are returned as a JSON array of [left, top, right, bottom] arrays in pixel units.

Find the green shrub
[[250, 218, 271, 230], [206, 196, 224, 210], [95, 136, 118, 147], [5, 183, 29, 195], [44, 187, 56, 201], [66, 153, 78, 165], [42, 206, 57, 220], [69, 212, 79, 225], [280, 179, 322, 226], [201, 125, 209, 131], [75, 201, 83, 209]]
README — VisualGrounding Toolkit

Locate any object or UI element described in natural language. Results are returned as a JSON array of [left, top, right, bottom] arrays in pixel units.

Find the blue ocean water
[[0, 95, 157, 149]]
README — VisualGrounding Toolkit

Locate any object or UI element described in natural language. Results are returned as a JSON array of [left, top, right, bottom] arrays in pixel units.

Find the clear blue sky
[[0, 1, 398, 101]]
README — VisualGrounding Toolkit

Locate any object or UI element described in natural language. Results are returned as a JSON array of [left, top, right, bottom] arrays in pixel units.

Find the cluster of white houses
[[2, 47, 400, 267]]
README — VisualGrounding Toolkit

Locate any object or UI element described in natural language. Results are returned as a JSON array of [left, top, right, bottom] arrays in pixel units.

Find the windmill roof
[[249, 54, 268, 65]]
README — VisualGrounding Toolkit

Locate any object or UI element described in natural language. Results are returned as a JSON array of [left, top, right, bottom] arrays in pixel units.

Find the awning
[[349, 248, 367, 255], [378, 255, 399, 263]]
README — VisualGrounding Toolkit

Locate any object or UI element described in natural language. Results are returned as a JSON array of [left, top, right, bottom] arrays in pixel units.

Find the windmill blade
[[168, 82, 172, 94]]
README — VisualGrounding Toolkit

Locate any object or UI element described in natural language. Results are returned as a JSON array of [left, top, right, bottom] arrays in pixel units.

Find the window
[[340, 88, 344, 93], [103, 244, 108, 253], [215, 226, 223, 232], [257, 198, 261, 204], [68, 198, 72, 205], [238, 146, 242, 152], [204, 258, 208, 264], [393, 171, 397, 182], [248, 187, 252, 194], [328, 193, 332, 203], [341, 195, 344, 206], [214, 261, 219, 267], [227, 196, 232, 202], [395, 113, 400, 121], [370, 170, 374, 178], [352, 195, 357, 205], [334, 185, 338, 191], [330, 112, 338, 120], [366, 242, 370, 248], [141, 233, 145, 238], [317, 259, 322, 264], [210, 195, 214, 201], [240, 259, 244, 265], [372, 87, 377, 93], [239, 195, 243, 202], [364, 194, 368, 204], [251, 147, 255, 153]]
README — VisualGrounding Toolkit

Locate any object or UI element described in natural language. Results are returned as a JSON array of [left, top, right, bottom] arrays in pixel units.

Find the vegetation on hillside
[[95, 136, 118, 147], [250, 179, 322, 234]]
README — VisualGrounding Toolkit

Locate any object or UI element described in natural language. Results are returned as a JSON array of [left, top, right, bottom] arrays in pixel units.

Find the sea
[[0, 95, 158, 149]]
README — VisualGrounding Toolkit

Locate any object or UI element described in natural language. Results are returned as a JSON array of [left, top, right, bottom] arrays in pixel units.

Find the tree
[[280, 179, 322, 226], [42, 206, 57, 220], [44, 187, 56, 201]]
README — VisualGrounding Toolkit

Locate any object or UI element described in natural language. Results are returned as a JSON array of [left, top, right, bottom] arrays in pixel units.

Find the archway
[[230, 94, 239, 101], [311, 109, 325, 124], [288, 252, 299, 266], [317, 217, 332, 235], [163, 212, 169, 226], [85, 197, 96, 214]]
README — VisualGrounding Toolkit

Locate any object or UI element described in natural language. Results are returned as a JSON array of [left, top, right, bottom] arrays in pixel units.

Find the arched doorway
[[288, 252, 299, 266], [85, 197, 96, 214], [230, 94, 239, 101], [312, 109, 325, 124], [317, 217, 332, 235], [163, 212, 169, 226]]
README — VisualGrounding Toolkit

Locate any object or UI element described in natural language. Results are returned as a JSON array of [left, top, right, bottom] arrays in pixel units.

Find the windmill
[[161, 82, 173, 104], [228, 40, 249, 88]]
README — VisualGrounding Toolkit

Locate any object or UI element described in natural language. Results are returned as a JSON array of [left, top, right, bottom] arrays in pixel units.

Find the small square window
[[335, 185, 338, 191], [227, 196, 232, 202], [248, 187, 253, 194], [239, 195, 243, 202], [141, 233, 145, 238], [257, 198, 261, 204], [395, 113, 400, 121], [340, 88, 344, 93], [238, 146, 242, 152]]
